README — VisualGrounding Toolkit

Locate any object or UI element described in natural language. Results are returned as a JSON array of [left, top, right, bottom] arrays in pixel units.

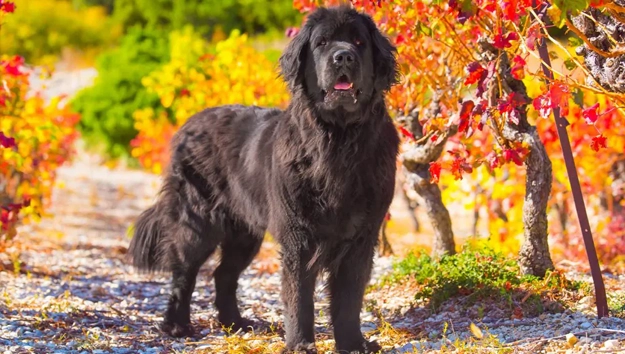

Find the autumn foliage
[[293, 0, 625, 266], [130, 29, 289, 174], [1, 4, 81, 243]]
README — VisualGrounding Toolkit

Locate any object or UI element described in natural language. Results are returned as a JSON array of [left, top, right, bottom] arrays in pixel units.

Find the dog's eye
[[354, 38, 362, 46], [317, 39, 327, 47]]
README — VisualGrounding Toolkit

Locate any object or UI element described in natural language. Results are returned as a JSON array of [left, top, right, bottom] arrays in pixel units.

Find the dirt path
[[0, 148, 624, 353]]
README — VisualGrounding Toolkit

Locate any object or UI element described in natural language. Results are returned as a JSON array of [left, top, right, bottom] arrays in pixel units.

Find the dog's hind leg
[[161, 217, 220, 337], [214, 222, 263, 332]]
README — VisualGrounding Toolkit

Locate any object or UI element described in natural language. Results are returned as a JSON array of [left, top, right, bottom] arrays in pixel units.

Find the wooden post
[[533, 1, 609, 318]]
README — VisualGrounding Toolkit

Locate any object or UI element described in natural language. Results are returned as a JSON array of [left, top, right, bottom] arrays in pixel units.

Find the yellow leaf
[[566, 333, 578, 347], [469, 322, 483, 339], [160, 91, 175, 108]]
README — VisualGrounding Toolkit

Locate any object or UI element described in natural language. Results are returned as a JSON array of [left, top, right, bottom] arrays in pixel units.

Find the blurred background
[[2, 1, 625, 352], [2, 0, 625, 271]]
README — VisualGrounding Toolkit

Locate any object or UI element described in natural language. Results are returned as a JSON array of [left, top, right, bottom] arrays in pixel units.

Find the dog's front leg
[[280, 234, 318, 353], [329, 235, 381, 353]]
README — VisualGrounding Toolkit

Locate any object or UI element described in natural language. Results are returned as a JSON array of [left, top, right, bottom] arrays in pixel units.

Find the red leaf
[[450, 156, 472, 180], [399, 126, 415, 140], [503, 149, 524, 166], [385, 212, 391, 221], [498, 92, 526, 125], [550, 82, 570, 116], [511, 55, 526, 80], [501, 0, 519, 22], [464, 62, 486, 86], [473, 100, 488, 130], [533, 82, 570, 118], [180, 88, 191, 97], [504, 281, 512, 292], [1, 55, 24, 76], [0, 132, 16, 148], [591, 134, 607, 152], [493, 28, 519, 49], [590, 0, 609, 7], [478, 62, 496, 97], [486, 152, 501, 170], [582, 103, 600, 124], [526, 24, 541, 51], [458, 100, 476, 133], [533, 93, 552, 118], [1, 1, 15, 13], [484, 0, 497, 12], [429, 162, 442, 184]]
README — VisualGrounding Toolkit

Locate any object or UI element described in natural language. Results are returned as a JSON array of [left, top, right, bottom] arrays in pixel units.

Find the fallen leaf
[[469, 322, 483, 339], [566, 333, 578, 347]]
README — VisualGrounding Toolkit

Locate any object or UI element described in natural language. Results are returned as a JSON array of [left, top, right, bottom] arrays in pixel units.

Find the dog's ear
[[363, 15, 399, 93], [280, 22, 312, 91]]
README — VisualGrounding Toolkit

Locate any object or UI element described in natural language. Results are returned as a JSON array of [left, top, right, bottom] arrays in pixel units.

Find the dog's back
[[129, 105, 281, 272]]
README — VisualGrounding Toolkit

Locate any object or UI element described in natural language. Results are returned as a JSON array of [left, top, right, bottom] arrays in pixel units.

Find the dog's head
[[280, 5, 398, 116]]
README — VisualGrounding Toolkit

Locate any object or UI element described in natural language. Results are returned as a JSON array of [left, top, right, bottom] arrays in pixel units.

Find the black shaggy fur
[[128, 5, 399, 353]]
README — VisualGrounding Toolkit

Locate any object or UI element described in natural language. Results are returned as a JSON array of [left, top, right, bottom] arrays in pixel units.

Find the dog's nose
[[333, 50, 354, 66]]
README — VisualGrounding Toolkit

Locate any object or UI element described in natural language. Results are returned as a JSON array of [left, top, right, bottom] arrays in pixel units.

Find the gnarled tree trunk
[[481, 41, 555, 276], [399, 106, 457, 257], [570, 2, 625, 93]]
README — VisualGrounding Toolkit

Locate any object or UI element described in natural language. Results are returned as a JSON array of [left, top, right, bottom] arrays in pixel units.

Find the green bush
[[71, 26, 171, 159], [382, 245, 585, 311], [111, 0, 301, 38], [0, 0, 120, 65]]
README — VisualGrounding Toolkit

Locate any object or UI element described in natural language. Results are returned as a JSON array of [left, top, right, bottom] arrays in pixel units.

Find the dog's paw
[[221, 317, 273, 334], [160, 321, 194, 337], [362, 339, 382, 353], [281, 342, 317, 354], [337, 339, 382, 354]]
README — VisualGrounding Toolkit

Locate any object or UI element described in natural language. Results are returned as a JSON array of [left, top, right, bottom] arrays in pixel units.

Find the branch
[[566, 18, 625, 58]]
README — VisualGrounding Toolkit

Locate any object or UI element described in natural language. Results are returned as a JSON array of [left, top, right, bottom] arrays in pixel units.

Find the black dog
[[129, 5, 399, 353]]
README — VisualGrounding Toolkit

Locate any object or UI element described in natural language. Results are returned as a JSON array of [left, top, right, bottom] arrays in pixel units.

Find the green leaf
[[547, 5, 566, 28], [416, 22, 432, 37], [549, 51, 559, 61], [568, 36, 584, 47], [572, 88, 584, 107], [564, 58, 577, 70], [553, 0, 590, 17]]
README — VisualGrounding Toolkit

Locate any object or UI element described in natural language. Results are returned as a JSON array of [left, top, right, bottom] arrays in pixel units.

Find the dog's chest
[[305, 169, 378, 237]]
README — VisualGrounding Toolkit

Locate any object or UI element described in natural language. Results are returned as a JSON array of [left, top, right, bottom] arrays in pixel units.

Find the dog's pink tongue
[[334, 81, 351, 90]]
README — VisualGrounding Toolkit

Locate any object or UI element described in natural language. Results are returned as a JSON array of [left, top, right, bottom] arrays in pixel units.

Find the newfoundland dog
[[129, 5, 399, 353]]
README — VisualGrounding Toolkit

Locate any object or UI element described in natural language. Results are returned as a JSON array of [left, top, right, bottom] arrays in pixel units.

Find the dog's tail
[[128, 204, 169, 272]]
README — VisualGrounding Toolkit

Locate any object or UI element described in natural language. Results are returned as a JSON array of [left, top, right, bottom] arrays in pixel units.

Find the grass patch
[[608, 290, 625, 318], [381, 244, 587, 314]]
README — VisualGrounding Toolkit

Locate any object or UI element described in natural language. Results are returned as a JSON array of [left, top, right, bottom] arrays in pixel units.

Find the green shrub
[[0, 0, 120, 65], [71, 26, 170, 159], [383, 245, 585, 311], [111, 0, 301, 38]]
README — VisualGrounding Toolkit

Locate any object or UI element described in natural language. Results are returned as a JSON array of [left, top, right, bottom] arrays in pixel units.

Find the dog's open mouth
[[324, 75, 361, 104], [334, 75, 354, 91]]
